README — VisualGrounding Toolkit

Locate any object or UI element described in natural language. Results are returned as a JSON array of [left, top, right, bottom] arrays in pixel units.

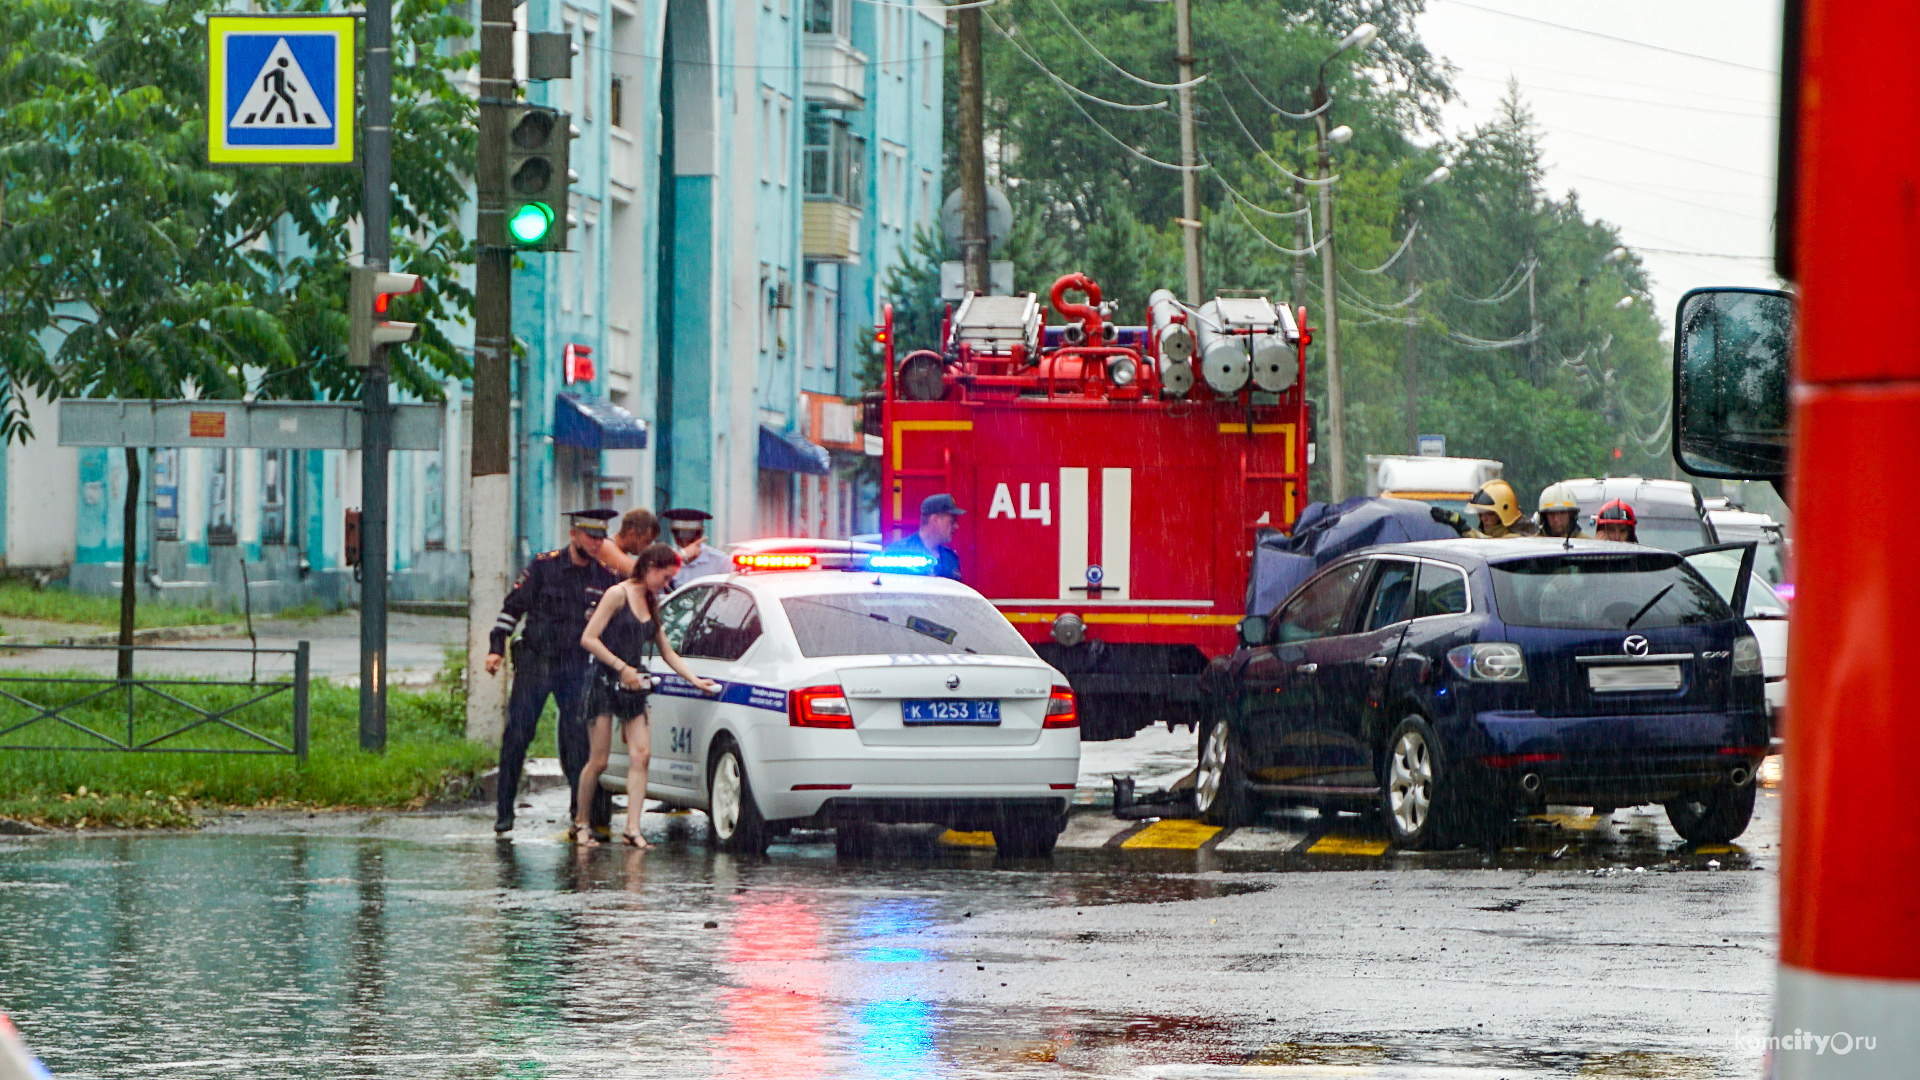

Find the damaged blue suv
[[1195, 538, 1768, 848]]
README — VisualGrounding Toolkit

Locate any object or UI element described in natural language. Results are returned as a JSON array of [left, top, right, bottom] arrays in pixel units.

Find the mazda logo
[[946, 675, 961, 690], [1623, 635, 1650, 657]]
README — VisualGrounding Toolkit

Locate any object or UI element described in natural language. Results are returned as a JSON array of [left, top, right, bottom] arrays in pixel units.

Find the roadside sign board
[[207, 15, 356, 166], [58, 400, 444, 451]]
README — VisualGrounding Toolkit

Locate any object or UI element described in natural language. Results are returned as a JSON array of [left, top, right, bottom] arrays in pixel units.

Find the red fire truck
[[874, 273, 1312, 740]]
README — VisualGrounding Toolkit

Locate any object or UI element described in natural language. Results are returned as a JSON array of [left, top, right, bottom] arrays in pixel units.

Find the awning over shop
[[758, 423, 830, 475], [554, 392, 648, 451]]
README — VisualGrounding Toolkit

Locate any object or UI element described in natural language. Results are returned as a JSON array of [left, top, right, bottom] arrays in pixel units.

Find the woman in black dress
[[576, 543, 719, 846]]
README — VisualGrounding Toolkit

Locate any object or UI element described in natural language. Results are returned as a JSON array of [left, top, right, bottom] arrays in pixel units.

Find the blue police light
[[868, 553, 935, 572]]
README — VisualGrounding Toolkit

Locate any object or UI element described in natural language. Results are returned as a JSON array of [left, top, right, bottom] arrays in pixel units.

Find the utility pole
[[359, 0, 394, 752], [1173, 0, 1203, 304], [1402, 209, 1419, 455], [466, 0, 516, 744], [1315, 108, 1347, 501], [954, 1, 990, 293]]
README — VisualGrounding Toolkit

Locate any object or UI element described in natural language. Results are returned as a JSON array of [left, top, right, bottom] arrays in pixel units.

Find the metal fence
[[0, 642, 310, 760]]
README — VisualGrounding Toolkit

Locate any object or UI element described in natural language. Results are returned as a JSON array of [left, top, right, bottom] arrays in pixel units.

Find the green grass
[[0, 655, 495, 829], [0, 583, 237, 629]]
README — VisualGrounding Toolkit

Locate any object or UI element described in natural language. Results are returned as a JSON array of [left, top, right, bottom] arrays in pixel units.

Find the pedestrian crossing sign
[[207, 15, 356, 165]]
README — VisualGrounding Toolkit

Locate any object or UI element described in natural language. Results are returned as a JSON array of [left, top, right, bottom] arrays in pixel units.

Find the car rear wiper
[[1624, 583, 1676, 629]]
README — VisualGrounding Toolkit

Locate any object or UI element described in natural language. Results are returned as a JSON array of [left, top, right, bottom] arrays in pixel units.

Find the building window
[[778, 96, 791, 187], [803, 107, 865, 207], [760, 92, 774, 184], [582, 219, 596, 317], [919, 168, 933, 229], [922, 40, 932, 103], [581, 31, 593, 121], [610, 77, 623, 129], [261, 449, 291, 544], [208, 449, 236, 545], [804, 0, 843, 36]]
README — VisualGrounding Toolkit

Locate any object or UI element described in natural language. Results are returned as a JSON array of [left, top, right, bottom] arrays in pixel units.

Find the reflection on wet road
[[0, 792, 1778, 1078]]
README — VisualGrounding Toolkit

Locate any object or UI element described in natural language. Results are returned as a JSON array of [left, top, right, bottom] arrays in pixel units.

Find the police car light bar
[[734, 552, 817, 571], [868, 553, 935, 571]]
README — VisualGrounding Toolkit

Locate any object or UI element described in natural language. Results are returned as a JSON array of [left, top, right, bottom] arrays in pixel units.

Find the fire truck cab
[[876, 274, 1313, 740]]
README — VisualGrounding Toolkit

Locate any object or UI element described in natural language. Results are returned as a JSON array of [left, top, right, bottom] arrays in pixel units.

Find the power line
[[1628, 245, 1772, 260], [1441, 49, 1777, 109], [1554, 171, 1774, 221], [987, 20, 1170, 112], [1453, 71, 1774, 121], [1549, 127, 1775, 180], [984, 14, 1198, 170], [1432, 0, 1776, 76], [1036, 0, 1205, 91]]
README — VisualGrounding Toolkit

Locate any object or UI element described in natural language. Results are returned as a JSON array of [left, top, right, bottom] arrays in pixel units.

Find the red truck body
[[876, 276, 1311, 739]]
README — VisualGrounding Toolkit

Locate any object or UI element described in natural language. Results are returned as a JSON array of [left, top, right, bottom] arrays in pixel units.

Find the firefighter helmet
[[1538, 482, 1581, 514], [1595, 499, 1638, 541], [1468, 479, 1523, 528]]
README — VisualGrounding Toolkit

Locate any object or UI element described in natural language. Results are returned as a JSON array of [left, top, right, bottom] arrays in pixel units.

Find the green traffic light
[[508, 202, 554, 245]]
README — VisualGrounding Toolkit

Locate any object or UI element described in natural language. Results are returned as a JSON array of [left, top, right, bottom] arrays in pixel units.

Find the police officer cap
[[920, 493, 966, 518], [566, 507, 618, 536], [662, 508, 712, 532]]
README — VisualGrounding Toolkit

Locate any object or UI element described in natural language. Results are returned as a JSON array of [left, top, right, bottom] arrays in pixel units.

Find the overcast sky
[[1413, 0, 1785, 332]]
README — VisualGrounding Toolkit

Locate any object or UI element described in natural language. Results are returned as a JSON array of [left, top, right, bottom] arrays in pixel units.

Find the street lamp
[[1313, 23, 1377, 500]]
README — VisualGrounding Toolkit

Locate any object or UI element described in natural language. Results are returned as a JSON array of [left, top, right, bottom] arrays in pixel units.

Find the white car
[[599, 539, 1081, 856], [1688, 547, 1790, 744]]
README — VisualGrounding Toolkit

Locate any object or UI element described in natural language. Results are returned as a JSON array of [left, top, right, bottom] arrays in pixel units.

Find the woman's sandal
[[571, 824, 599, 847], [620, 831, 651, 849]]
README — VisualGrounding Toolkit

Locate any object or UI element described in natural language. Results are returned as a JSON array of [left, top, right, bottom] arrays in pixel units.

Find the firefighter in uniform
[[485, 509, 621, 836], [1593, 499, 1639, 542], [664, 508, 731, 590], [1467, 479, 1540, 538], [1536, 482, 1587, 539]]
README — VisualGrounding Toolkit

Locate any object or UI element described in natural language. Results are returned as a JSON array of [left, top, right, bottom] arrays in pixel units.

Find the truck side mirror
[[1673, 287, 1793, 482], [861, 390, 883, 437], [1236, 615, 1269, 648]]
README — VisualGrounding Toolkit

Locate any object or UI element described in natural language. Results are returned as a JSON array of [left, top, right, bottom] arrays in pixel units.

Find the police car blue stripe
[[652, 674, 788, 713]]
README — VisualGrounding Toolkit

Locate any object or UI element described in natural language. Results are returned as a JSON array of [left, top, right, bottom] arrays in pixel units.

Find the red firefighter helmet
[[1595, 499, 1638, 542]]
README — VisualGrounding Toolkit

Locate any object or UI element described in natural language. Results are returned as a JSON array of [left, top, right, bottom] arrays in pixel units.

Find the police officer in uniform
[[882, 493, 965, 580], [485, 509, 620, 836], [664, 508, 731, 590]]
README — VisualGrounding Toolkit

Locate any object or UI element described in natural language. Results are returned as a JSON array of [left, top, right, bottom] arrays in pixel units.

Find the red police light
[[563, 343, 595, 384], [734, 552, 816, 571]]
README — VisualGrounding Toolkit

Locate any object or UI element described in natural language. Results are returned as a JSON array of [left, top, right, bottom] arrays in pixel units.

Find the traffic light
[[502, 104, 572, 251], [349, 267, 423, 367]]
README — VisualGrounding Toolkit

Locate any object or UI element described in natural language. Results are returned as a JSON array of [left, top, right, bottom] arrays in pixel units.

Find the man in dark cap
[[882, 493, 965, 580], [663, 508, 730, 589], [484, 509, 620, 836]]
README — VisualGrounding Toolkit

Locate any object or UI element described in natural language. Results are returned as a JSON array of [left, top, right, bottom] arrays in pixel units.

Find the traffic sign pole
[[359, 0, 393, 752]]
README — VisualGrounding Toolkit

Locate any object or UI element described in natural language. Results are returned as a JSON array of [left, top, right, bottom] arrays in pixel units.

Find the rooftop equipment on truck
[[872, 274, 1312, 740]]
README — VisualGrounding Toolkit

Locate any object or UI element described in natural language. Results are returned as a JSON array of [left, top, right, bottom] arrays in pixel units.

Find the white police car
[[599, 539, 1081, 856]]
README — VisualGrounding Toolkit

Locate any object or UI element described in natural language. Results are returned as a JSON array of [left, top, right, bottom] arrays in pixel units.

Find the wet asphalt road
[[0, 764, 1780, 1080]]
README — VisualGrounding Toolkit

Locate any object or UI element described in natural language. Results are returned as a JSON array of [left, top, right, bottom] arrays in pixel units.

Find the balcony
[[804, 200, 862, 263], [803, 33, 866, 110]]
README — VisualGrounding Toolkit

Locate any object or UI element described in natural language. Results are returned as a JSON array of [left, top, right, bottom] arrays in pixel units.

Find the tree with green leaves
[[0, 0, 475, 671]]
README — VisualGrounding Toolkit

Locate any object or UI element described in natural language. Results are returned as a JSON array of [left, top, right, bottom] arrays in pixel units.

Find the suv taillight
[[790, 686, 853, 728], [1043, 686, 1078, 728]]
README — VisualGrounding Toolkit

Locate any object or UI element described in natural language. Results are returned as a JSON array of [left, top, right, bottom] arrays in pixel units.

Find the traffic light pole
[[466, 0, 516, 744], [359, 0, 394, 752]]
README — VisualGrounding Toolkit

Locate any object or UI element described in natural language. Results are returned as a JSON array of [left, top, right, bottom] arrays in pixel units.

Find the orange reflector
[[734, 553, 816, 570]]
